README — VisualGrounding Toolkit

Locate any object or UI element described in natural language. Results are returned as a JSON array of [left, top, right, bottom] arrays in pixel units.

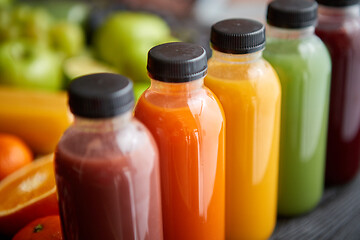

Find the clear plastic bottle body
[[55, 111, 163, 240], [134, 78, 225, 240], [205, 50, 281, 239], [316, 4, 360, 185], [263, 26, 332, 215]]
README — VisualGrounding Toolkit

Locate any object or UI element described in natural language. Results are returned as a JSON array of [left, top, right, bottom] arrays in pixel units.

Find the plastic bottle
[[263, 0, 332, 215], [134, 42, 225, 240], [316, 0, 360, 185], [55, 73, 163, 240], [205, 19, 281, 239]]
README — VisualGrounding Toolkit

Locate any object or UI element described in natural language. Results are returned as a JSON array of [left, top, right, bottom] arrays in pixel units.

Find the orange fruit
[[12, 215, 63, 240], [0, 133, 33, 181], [0, 154, 58, 236]]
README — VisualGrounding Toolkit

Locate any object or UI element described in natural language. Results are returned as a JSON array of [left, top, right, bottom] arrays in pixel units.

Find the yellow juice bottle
[[205, 19, 281, 240]]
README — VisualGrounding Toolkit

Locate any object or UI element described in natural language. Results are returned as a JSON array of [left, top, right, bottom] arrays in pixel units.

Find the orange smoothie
[[206, 53, 280, 239], [135, 42, 225, 239], [135, 79, 225, 240]]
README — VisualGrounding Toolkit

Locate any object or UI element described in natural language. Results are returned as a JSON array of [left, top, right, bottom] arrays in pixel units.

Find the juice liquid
[[205, 53, 281, 239], [316, 6, 360, 184], [55, 118, 163, 240], [264, 34, 331, 215], [134, 79, 225, 240]]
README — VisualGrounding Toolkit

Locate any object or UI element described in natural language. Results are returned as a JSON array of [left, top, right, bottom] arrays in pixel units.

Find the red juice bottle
[[316, 0, 360, 184], [55, 73, 163, 240]]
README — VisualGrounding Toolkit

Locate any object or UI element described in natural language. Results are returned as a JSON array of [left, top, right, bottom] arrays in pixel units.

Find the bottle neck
[[211, 49, 263, 64], [267, 24, 315, 40], [150, 78, 204, 94], [318, 4, 360, 18], [73, 111, 133, 132]]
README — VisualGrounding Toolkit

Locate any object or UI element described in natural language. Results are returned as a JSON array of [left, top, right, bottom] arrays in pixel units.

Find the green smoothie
[[263, 0, 332, 216]]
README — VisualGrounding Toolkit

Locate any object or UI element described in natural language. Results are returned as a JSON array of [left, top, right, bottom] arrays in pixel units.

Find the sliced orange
[[0, 154, 58, 236], [0, 133, 33, 181]]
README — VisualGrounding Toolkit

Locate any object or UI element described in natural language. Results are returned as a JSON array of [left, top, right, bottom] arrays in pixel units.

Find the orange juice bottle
[[134, 42, 225, 240], [205, 19, 281, 240]]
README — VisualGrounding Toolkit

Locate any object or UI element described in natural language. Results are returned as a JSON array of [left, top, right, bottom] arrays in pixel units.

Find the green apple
[[24, 8, 52, 44], [0, 0, 12, 7], [126, 36, 179, 84], [0, 8, 17, 41], [34, 1, 89, 25], [0, 5, 52, 44], [133, 81, 150, 101], [49, 21, 85, 57], [94, 11, 172, 82], [11, 5, 52, 44], [0, 40, 63, 91]]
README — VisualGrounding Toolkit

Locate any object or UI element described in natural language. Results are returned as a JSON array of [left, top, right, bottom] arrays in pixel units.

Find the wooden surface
[[271, 173, 360, 240]]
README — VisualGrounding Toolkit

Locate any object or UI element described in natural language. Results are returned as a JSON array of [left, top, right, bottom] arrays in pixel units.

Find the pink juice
[[54, 73, 163, 240]]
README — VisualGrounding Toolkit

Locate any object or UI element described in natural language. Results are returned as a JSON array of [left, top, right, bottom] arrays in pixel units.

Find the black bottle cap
[[316, 0, 360, 7], [267, 0, 318, 29], [68, 73, 134, 118], [147, 42, 207, 83], [210, 19, 266, 54]]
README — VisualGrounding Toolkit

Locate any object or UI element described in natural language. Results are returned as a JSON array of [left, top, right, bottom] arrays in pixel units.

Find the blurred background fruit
[[0, 133, 32, 181], [0, 0, 11, 7], [24, 0, 89, 25], [0, 40, 63, 91], [49, 21, 85, 58], [0, 3, 89, 91], [0, 5, 51, 44], [0, 1, 183, 96], [0, 87, 72, 154], [94, 11, 177, 83], [63, 54, 118, 81], [0, 0, 190, 154], [12, 215, 63, 240], [134, 81, 150, 101], [0, 154, 58, 236]]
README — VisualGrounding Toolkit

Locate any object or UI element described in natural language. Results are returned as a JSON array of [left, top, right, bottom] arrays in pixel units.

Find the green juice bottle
[[263, 0, 332, 216]]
